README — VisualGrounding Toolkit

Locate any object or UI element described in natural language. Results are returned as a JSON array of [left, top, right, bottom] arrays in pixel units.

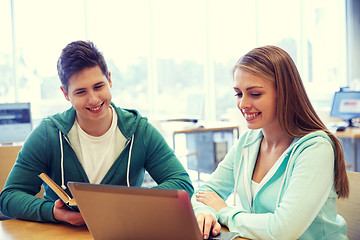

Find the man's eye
[[75, 91, 85, 95], [94, 84, 104, 90]]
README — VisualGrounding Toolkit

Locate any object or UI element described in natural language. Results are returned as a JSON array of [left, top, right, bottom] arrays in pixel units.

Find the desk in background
[[173, 123, 239, 178], [0, 219, 246, 240], [334, 127, 360, 171]]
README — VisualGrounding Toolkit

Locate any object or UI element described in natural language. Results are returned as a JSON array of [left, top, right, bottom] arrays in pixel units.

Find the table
[[334, 127, 360, 171], [0, 219, 90, 240], [0, 219, 246, 239]]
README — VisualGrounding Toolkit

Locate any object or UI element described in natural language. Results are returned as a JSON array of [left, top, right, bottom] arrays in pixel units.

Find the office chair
[[0, 145, 44, 220], [0, 145, 22, 220], [336, 171, 360, 240]]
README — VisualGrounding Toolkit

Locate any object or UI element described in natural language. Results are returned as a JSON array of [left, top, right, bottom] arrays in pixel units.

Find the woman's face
[[233, 68, 279, 131]]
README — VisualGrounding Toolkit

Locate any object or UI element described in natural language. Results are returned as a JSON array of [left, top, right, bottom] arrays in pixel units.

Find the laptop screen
[[68, 182, 203, 240]]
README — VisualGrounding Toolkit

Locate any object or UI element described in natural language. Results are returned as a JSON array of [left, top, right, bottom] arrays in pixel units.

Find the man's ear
[[60, 86, 70, 101], [108, 72, 112, 88]]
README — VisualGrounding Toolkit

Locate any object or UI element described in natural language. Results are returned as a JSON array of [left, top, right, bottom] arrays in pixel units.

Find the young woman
[[192, 46, 349, 240]]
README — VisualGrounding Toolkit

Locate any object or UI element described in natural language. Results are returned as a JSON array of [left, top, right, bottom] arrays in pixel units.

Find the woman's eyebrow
[[233, 86, 264, 91]]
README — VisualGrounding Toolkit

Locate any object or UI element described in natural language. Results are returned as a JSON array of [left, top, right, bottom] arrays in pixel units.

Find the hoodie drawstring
[[126, 135, 134, 187], [59, 130, 66, 190], [275, 145, 297, 207], [59, 131, 134, 189], [233, 134, 250, 207], [233, 138, 297, 211], [233, 148, 245, 206]]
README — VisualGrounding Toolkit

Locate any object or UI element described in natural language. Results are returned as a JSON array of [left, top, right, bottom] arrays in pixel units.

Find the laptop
[[68, 182, 203, 240]]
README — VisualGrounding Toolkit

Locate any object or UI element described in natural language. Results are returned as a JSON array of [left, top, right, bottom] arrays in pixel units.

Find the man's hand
[[53, 199, 85, 226]]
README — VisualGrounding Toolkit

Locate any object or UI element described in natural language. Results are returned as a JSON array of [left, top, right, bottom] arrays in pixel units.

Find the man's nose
[[88, 91, 99, 104]]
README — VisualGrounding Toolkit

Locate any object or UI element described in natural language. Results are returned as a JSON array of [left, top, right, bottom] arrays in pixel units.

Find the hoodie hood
[[292, 130, 333, 148], [240, 129, 333, 153], [47, 102, 143, 189], [234, 129, 334, 208], [48, 102, 142, 139]]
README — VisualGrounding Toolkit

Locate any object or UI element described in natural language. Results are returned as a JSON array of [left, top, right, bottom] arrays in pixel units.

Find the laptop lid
[[68, 182, 203, 240]]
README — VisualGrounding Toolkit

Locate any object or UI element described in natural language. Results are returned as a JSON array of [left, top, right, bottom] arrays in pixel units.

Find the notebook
[[68, 182, 239, 240]]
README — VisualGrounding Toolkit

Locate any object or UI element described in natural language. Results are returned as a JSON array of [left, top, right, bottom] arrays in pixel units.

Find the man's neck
[[77, 107, 113, 137]]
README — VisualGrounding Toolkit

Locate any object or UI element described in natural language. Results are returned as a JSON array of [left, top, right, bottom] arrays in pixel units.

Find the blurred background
[[1, 0, 358, 127]]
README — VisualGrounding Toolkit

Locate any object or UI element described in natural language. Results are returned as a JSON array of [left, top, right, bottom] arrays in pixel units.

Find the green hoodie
[[0, 102, 193, 223]]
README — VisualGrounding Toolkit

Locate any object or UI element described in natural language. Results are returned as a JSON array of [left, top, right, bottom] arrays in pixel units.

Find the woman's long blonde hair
[[233, 45, 349, 198]]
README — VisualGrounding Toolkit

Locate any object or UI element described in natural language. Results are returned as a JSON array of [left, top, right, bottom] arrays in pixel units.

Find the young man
[[0, 40, 193, 226]]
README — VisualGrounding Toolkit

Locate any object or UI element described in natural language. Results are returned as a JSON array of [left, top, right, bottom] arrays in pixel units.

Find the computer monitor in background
[[330, 91, 360, 128], [0, 102, 32, 144]]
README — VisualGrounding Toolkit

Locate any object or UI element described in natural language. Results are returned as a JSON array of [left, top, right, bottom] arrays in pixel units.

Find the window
[[1, 0, 347, 127], [150, 0, 206, 119], [0, 1, 13, 102], [86, 0, 151, 115], [208, 0, 257, 120], [255, 0, 347, 111], [10, 0, 87, 125], [301, 0, 347, 109]]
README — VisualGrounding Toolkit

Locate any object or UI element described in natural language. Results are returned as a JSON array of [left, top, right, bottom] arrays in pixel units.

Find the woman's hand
[[53, 199, 85, 226], [196, 212, 221, 239], [196, 191, 227, 212], [195, 191, 228, 239]]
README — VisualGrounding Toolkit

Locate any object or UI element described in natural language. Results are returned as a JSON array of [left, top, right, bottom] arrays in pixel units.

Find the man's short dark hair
[[57, 40, 109, 92]]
